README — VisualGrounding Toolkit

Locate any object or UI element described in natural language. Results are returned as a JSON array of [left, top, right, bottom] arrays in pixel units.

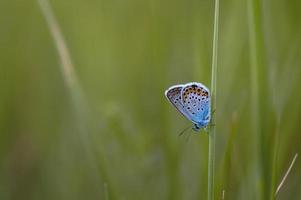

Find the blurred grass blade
[[38, 0, 78, 89], [275, 153, 298, 197], [208, 0, 219, 199], [247, 0, 266, 198], [38, 0, 109, 198], [222, 190, 225, 200], [104, 182, 109, 200], [270, 116, 281, 200]]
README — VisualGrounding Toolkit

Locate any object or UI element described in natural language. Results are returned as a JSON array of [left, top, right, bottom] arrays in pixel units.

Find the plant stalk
[[208, 0, 219, 199]]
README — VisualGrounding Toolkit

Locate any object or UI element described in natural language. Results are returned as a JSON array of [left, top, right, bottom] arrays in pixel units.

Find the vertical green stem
[[208, 0, 219, 199], [247, 0, 266, 199]]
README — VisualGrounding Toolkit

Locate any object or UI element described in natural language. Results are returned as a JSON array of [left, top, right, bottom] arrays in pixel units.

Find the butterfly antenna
[[178, 125, 191, 137]]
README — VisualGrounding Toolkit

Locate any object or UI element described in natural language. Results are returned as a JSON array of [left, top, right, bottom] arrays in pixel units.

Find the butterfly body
[[165, 82, 211, 132]]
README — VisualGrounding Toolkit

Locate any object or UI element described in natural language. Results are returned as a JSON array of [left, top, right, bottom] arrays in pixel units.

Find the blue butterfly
[[165, 82, 211, 132]]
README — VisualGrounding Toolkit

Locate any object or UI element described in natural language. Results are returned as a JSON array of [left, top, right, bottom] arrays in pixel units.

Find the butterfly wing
[[165, 85, 194, 122], [181, 82, 211, 126]]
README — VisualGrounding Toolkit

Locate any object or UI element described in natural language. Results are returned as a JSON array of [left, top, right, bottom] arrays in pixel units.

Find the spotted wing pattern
[[181, 82, 211, 125]]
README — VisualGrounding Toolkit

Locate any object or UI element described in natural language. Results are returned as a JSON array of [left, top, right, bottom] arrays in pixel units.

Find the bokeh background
[[0, 0, 300, 199]]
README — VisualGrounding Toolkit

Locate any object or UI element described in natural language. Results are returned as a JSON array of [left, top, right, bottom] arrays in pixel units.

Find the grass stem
[[275, 153, 298, 197], [208, 0, 219, 199]]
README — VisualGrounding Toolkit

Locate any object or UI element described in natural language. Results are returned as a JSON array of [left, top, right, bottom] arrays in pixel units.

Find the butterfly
[[165, 82, 211, 132]]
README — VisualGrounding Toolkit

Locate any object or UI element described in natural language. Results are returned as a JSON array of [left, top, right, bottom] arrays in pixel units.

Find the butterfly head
[[192, 124, 201, 132]]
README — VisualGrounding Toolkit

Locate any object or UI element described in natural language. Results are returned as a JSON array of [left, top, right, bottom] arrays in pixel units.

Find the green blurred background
[[0, 0, 300, 199]]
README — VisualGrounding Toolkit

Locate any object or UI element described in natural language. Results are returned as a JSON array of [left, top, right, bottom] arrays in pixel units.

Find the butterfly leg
[[185, 129, 192, 142], [178, 126, 191, 137]]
